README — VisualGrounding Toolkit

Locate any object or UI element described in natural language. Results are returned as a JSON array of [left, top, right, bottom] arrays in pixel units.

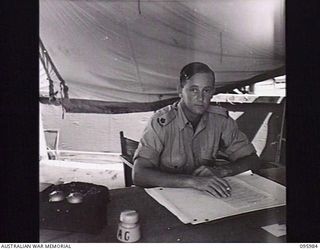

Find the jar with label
[[117, 210, 141, 243]]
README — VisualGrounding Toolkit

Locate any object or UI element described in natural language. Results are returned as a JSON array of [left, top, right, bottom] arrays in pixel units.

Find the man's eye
[[203, 89, 212, 94], [190, 88, 199, 93]]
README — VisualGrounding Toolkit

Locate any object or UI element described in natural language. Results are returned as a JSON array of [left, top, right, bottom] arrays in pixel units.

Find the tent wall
[[40, 96, 285, 165]]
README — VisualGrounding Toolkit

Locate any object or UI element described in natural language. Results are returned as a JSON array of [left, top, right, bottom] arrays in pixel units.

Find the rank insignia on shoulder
[[159, 117, 166, 124], [156, 111, 176, 127], [157, 117, 167, 127]]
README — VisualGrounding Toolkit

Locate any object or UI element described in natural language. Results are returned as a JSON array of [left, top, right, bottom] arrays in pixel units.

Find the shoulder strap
[[207, 105, 229, 118], [154, 105, 177, 127]]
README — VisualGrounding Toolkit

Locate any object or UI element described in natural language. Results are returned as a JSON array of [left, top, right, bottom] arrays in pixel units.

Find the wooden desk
[[40, 168, 286, 243]]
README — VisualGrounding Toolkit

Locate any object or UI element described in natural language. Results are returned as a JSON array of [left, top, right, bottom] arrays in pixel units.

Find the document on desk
[[145, 171, 286, 224]]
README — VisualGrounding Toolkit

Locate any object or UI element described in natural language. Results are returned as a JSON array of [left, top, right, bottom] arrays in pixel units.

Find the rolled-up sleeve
[[133, 118, 163, 167], [221, 118, 256, 162]]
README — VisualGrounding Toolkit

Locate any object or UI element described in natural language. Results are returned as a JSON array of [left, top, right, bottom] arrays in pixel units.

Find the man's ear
[[211, 86, 216, 98]]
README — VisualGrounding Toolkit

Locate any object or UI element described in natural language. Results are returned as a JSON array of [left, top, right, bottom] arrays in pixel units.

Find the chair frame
[[119, 131, 139, 187]]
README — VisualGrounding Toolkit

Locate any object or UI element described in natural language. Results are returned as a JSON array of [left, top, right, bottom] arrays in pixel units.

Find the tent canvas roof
[[40, 0, 285, 113]]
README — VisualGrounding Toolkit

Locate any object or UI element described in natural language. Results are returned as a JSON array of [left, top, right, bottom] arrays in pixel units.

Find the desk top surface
[[40, 167, 286, 243]]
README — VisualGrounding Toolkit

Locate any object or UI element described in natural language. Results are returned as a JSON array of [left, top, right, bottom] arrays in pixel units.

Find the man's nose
[[196, 91, 204, 102]]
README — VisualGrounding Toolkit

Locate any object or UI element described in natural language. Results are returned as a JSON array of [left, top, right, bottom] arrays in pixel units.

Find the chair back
[[120, 131, 139, 187]]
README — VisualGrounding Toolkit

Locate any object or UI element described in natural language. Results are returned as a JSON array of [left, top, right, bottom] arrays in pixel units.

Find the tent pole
[[39, 42, 56, 101], [39, 38, 69, 100], [275, 100, 286, 163]]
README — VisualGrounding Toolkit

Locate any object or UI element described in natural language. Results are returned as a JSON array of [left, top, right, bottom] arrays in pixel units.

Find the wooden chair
[[119, 131, 139, 187]]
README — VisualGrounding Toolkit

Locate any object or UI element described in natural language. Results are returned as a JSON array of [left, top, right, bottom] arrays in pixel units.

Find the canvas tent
[[39, 0, 285, 113]]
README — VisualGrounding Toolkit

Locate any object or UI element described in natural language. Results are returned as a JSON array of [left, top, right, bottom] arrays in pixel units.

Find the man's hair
[[179, 62, 215, 88]]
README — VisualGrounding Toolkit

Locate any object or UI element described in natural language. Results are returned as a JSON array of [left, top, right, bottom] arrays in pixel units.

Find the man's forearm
[[133, 158, 235, 197], [133, 165, 195, 188]]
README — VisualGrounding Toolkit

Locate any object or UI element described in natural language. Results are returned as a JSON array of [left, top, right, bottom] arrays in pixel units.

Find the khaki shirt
[[133, 101, 256, 174]]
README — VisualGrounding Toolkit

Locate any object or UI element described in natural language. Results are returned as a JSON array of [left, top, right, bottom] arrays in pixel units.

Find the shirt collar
[[177, 101, 189, 130], [176, 101, 208, 131], [196, 111, 208, 135]]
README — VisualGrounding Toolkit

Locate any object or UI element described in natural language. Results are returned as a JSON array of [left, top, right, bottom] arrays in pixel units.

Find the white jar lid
[[120, 210, 139, 224]]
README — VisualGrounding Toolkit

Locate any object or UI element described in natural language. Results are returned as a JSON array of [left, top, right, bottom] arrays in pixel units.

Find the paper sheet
[[145, 171, 286, 224], [221, 177, 276, 209], [262, 224, 286, 237]]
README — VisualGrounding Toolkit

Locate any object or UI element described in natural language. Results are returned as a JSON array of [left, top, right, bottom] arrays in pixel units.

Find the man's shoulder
[[152, 103, 178, 127], [207, 105, 229, 118]]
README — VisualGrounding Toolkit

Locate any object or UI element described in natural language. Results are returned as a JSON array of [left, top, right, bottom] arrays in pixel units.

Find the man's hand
[[191, 174, 232, 198], [192, 165, 231, 178]]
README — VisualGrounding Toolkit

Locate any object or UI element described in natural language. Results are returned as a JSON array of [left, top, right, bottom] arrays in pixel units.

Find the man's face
[[180, 72, 215, 115]]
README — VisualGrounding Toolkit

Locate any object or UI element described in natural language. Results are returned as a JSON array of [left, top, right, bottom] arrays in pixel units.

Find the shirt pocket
[[160, 144, 187, 173]]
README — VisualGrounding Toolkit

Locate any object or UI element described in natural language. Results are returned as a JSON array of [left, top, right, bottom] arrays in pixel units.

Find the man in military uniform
[[133, 62, 261, 198]]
